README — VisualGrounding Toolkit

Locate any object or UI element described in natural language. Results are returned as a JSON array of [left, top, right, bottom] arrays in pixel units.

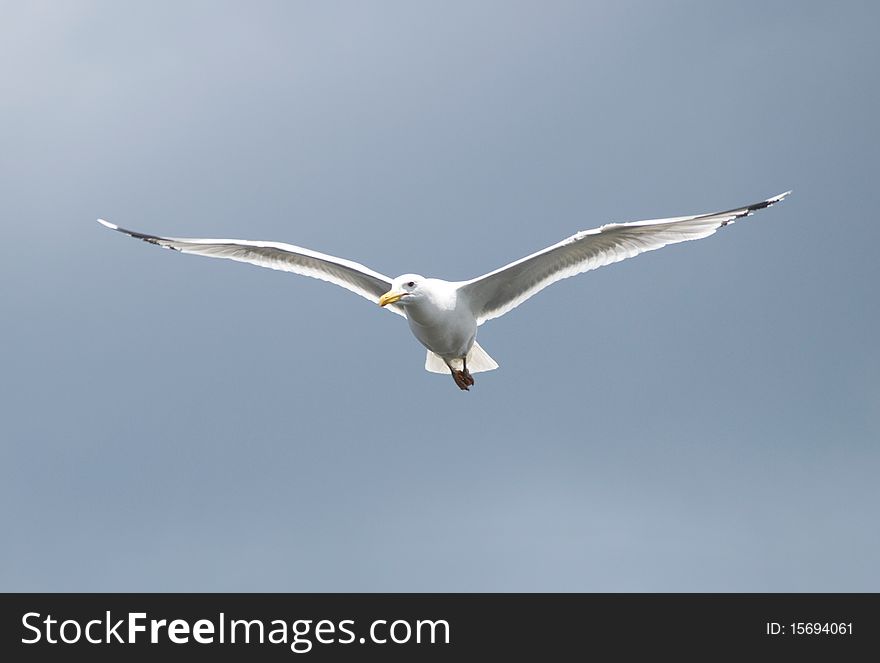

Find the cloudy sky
[[2, 1, 878, 591]]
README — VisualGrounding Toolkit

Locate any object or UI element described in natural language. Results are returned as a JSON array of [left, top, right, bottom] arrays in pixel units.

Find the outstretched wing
[[460, 192, 791, 325], [98, 219, 405, 316]]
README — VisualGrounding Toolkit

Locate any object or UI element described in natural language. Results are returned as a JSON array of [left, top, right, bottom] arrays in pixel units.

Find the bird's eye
[[407, 281, 415, 288]]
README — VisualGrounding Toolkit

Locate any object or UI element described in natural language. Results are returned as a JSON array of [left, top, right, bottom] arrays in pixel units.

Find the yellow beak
[[379, 291, 405, 307]]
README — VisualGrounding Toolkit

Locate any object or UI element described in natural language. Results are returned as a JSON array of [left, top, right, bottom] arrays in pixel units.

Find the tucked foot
[[463, 368, 475, 386], [461, 358, 474, 387], [452, 369, 471, 391]]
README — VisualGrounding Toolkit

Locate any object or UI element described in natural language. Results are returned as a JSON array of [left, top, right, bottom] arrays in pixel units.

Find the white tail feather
[[424, 342, 499, 374]]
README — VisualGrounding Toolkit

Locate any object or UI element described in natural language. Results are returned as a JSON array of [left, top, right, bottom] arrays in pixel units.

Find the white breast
[[404, 280, 477, 359]]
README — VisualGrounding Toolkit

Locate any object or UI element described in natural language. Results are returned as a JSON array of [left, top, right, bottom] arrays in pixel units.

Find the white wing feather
[[97, 219, 405, 316], [461, 192, 791, 325]]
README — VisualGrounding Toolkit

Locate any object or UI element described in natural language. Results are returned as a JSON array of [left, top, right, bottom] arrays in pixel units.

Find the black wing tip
[[97, 218, 179, 250], [716, 190, 792, 226], [748, 190, 792, 212]]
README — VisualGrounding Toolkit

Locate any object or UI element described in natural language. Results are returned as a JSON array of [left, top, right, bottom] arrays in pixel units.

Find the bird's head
[[379, 274, 426, 308]]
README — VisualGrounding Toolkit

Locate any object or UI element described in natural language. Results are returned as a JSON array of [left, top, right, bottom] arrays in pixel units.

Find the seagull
[[98, 191, 789, 390]]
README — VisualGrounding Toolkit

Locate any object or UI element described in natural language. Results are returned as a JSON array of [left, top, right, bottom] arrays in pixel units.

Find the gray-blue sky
[[1, 0, 878, 591]]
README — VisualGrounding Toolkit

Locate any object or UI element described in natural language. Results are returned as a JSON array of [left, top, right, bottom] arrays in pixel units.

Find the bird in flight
[[99, 191, 789, 390]]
